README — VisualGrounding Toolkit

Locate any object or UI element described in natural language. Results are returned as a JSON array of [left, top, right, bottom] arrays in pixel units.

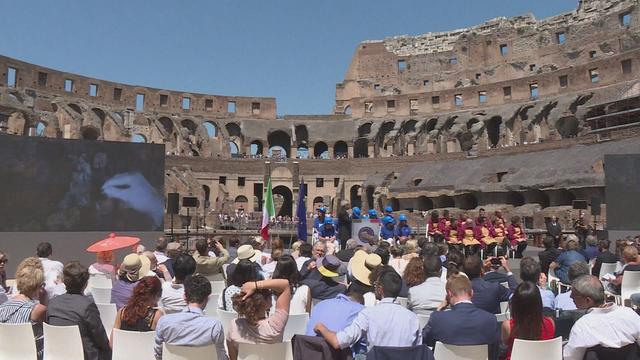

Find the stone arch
[[486, 116, 502, 148], [425, 118, 438, 133], [334, 141, 348, 158], [523, 189, 550, 208], [388, 198, 400, 211], [81, 126, 100, 140], [358, 123, 372, 137], [91, 108, 106, 127], [235, 195, 249, 203], [268, 130, 291, 157], [158, 117, 174, 135], [295, 125, 309, 146], [343, 105, 352, 115], [433, 195, 455, 208], [556, 116, 579, 138], [366, 186, 376, 210], [313, 196, 325, 208], [454, 193, 478, 210], [229, 141, 240, 155], [546, 189, 576, 207], [235, 195, 248, 210], [467, 118, 480, 130], [272, 185, 293, 217], [350, 185, 362, 208], [203, 185, 211, 205], [506, 191, 525, 207], [68, 103, 83, 115], [402, 119, 418, 133], [131, 134, 147, 143], [313, 141, 329, 159], [250, 140, 264, 155], [181, 119, 197, 135], [225, 122, 242, 138], [203, 121, 218, 138], [417, 196, 434, 211], [354, 138, 369, 158]]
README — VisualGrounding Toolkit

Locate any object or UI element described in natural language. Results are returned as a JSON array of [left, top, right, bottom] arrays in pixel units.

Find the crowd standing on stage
[[1, 204, 640, 360]]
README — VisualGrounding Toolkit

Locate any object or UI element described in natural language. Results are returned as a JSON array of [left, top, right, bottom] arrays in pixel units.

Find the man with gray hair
[[563, 275, 640, 360], [336, 239, 359, 262], [555, 261, 590, 310]]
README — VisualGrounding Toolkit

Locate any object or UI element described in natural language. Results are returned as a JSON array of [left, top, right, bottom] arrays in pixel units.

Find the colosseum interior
[[1, 0, 639, 235]]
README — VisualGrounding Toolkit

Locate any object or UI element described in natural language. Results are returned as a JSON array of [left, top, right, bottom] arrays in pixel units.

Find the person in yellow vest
[[493, 217, 508, 255], [474, 216, 498, 257], [458, 218, 480, 256], [507, 216, 528, 258]]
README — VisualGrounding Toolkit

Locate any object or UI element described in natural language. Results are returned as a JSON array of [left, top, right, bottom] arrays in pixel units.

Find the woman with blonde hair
[[0, 257, 47, 358]]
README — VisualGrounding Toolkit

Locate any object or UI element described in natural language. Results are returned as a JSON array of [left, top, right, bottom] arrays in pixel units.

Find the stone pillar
[[348, 145, 354, 158], [368, 144, 375, 158], [290, 147, 297, 159], [407, 143, 415, 156], [328, 146, 334, 159]]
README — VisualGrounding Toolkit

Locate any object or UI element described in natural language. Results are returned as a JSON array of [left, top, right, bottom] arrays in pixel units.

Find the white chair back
[[162, 343, 217, 360], [434, 341, 488, 360], [89, 274, 113, 289], [510, 337, 562, 360], [204, 294, 221, 318], [283, 313, 309, 341], [363, 292, 377, 307], [216, 309, 238, 335], [0, 323, 38, 360], [500, 301, 509, 313], [96, 302, 117, 336], [43, 323, 84, 360], [112, 329, 155, 360], [417, 314, 430, 329], [238, 342, 293, 360], [495, 312, 510, 322], [91, 286, 112, 303], [210, 281, 226, 295], [500, 282, 509, 289], [621, 270, 640, 303], [222, 264, 230, 280], [396, 297, 408, 307], [599, 262, 617, 279]]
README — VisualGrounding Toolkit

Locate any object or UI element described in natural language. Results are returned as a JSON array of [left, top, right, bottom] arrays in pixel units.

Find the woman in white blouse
[[272, 254, 311, 314]]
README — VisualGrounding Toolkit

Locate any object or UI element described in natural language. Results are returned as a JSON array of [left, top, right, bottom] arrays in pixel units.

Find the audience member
[[501, 282, 555, 360], [520, 257, 555, 310], [305, 291, 364, 336], [609, 245, 640, 294], [36, 242, 65, 298], [142, 251, 172, 281], [445, 249, 466, 278], [407, 256, 446, 315], [153, 237, 169, 265], [538, 236, 561, 276], [261, 248, 283, 278], [193, 238, 229, 279], [464, 255, 511, 314], [550, 239, 587, 284], [0, 257, 46, 358], [389, 246, 408, 276], [226, 244, 263, 280], [295, 243, 313, 271], [348, 251, 381, 295], [315, 269, 422, 351], [154, 274, 227, 360], [591, 239, 617, 277], [563, 275, 640, 360], [583, 235, 600, 261], [219, 259, 260, 311], [112, 254, 143, 310], [402, 240, 420, 261], [88, 251, 116, 278], [227, 278, 292, 360], [159, 253, 196, 314], [0, 250, 8, 292], [300, 255, 347, 300], [335, 239, 358, 262], [546, 216, 563, 248], [403, 257, 426, 288], [555, 262, 590, 310], [112, 276, 164, 346], [46, 261, 111, 360], [272, 254, 311, 314], [483, 256, 517, 290]]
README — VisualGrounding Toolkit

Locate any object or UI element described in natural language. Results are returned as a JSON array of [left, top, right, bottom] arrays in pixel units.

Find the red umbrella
[[86, 233, 141, 253]]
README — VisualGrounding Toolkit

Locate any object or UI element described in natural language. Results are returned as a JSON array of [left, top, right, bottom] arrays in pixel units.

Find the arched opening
[[358, 123, 372, 137], [268, 146, 287, 158], [523, 189, 550, 208], [376, 121, 395, 144], [443, 116, 457, 132], [433, 195, 455, 208], [344, 105, 352, 115], [486, 116, 502, 148], [131, 134, 147, 143], [81, 127, 100, 140], [229, 141, 240, 156], [546, 189, 576, 207], [413, 178, 423, 186], [354, 138, 369, 158], [417, 196, 434, 211], [388, 198, 400, 211], [295, 125, 309, 147], [366, 186, 375, 210], [181, 119, 197, 135], [556, 116, 579, 138], [425, 118, 438, 133], [235, 195, 248, 210], [313, 196, 325, 209], [158, 117, 174, 134], [250, 140, 264, 156], [91, 108, 106, 127], [506, 191, 525, 207], [203, 185, 211, 207], [467, 118, 480, 130], [296, 146, 309, 159], [272, 186, 293, 217], [267, 131, 291, 158], [334, 141, 348, 158], [350, 185, 362, 208], [458, 132, 475, 152], [35, 121, 46, 137], [402, 120, 418, 133], [314, 142, 329, 159], [454, 193, 478, 210], [225, 122, 242, 138], [203, 121, 218, 138], [68, 103, 83, 114]]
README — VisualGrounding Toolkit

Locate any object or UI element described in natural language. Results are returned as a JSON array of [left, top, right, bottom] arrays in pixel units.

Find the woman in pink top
[[227, 278, 292, 360]]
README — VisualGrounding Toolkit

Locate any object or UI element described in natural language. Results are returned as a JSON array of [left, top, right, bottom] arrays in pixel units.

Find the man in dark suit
[[591, 239, 618, 277], [423, 275, 500, 359], [539, 235, 561, 276], [46, 261, 111, 360], [546, 216, 563, 248], [463, 255, 511, 314], [482, 256, 518, 291]]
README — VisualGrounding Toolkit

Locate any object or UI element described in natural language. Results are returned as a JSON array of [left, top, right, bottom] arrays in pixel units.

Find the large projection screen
[[605, 154, 640, 231], [0, 135, 165, 232]]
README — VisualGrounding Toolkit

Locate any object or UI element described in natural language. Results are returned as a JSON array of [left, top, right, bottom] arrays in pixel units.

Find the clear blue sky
[[1, 0, 577, 115]]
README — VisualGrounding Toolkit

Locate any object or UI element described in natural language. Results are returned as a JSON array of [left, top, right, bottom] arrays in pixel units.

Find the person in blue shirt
[[319, 216, 337, 241], [366, 209, 378, 220], [314, 207, 327, 233], [395, 214, 412, 243], [383, 206, 393, 217], [380, 215, 396, 241], [351, 207, 362, 220]]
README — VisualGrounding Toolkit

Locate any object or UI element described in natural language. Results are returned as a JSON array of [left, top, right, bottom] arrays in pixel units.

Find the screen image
[[0, 135, 165, 232], [605, 154, 640, 231]]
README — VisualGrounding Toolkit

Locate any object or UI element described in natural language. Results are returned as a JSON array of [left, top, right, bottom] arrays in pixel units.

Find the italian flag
[[261, 177, 275, 240]]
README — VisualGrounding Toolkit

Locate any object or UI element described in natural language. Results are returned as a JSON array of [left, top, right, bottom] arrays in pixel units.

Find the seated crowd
[[1, 230, 640, 360]]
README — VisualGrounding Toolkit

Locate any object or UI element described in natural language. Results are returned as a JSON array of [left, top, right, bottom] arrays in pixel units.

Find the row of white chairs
[[432, 337, 562, 360]]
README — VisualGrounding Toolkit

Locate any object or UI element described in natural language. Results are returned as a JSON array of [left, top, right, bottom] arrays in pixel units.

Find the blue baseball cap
[[324, 216, 333, 224], [368, 209, 377, 217], [318, 207, 326, 213], [352, 207, 361, 216], [399, 214, 407, 221], [382, 215, 395, 224], [385, 206, 393, 212]]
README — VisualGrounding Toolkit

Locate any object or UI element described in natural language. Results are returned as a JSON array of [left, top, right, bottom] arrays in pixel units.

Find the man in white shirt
[[160, 253, 196, 314], [555, 262, 589, 311], [37, 242, 65, 298], [407, 256, 446, 315], [153, 237, 169, 265], [564, 275, 640, 360]]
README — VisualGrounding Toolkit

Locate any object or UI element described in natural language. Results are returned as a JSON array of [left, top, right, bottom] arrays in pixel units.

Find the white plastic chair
[[43, 323, 84, 360], [434, 341, 488, 360], [599, 262, 618, 280], [418, 314, 430, 329], [204, 294, 220, 318], [88, 274, 113, 289], [91, 286, 112, 303], [0, 323, 38, 360], [162, 343, 217, 360], [496, 312, 510, 322], [222, 264, 230, 280], [363, 292, 377, 307], [216, 309, 238, 335], [210, 281, 226, 295], [616, 271, 640, 306], [283, 313, 309, 341], [500, 282, 509, 289], [96, 302, 117, 336], [112, 329, 155, 360], [510, 336, 562, 360], [238, 342, 293, 360], [396, 297, 408, 307]]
